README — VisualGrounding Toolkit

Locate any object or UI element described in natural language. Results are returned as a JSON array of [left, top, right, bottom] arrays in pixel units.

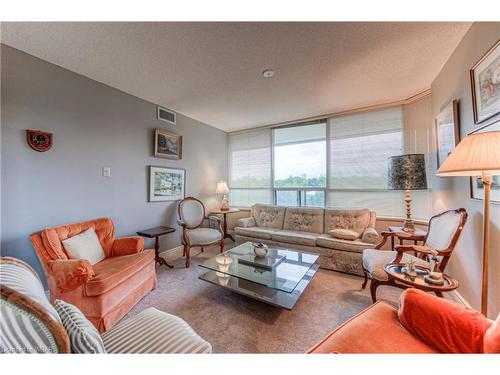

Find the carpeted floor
[[124, 244, 409, 353], [124, 248, 410, 353]]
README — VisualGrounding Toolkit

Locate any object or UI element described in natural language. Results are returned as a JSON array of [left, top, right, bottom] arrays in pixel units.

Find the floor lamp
[[437, 130, 500, 316]]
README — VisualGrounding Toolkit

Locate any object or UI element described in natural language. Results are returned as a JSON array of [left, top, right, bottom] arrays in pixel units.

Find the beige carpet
[[124, 245, 404, 353]]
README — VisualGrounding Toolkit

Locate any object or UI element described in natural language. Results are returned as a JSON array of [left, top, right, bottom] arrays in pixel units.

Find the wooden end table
[[384, 263, 458, 298], [137, 226, 175, 268], [388, 226, 427, 251], [209, 208, 240, 242]]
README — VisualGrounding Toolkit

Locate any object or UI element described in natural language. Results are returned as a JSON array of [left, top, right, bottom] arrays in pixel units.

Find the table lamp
[[437, 130, 500, 316], [216, 180, 230, 211], [388, 154, 428, 232]]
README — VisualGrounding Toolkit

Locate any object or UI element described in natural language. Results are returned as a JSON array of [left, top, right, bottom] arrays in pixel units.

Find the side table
[[384, 263, 459, 298], [137, 226, 175, 268], [388, 226, 427, 251], [209, 208, 240, 242]]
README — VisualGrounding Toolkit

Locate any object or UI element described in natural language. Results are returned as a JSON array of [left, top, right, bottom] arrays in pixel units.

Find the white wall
[[431, 22, 500, 318]]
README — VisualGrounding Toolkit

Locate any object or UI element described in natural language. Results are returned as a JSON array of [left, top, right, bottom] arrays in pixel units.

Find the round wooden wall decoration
[[26, 129, 53, 152]]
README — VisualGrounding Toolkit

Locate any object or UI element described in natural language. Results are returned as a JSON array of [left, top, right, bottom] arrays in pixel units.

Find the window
[[328, 106, 405, 215], [228, 129, 273, 206], [273, 122, 326, 207]]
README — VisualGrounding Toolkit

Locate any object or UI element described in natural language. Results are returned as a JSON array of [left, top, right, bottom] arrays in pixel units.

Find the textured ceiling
[[1, 22, 471, 131]]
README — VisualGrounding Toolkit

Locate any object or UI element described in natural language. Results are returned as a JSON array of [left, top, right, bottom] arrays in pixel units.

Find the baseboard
[[451, 290, 472, 308], [159, 245, 184, 260]]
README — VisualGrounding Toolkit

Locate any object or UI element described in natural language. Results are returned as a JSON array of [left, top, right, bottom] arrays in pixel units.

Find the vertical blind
[[228, 129, 273, 206]]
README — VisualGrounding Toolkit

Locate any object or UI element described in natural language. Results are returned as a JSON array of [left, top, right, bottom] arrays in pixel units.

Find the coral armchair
[[30, 217, 157, 332]]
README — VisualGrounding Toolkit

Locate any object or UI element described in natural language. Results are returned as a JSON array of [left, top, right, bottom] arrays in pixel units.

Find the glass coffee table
[[198, 242, 320, 309]]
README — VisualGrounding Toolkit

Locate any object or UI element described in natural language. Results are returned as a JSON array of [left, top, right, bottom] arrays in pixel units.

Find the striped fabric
[[0, 299, 58, 353], [0, 262, 60, 322], [54, 300, 106, 354], [0, 261, 60, 353], [102, 307, 212, 354]]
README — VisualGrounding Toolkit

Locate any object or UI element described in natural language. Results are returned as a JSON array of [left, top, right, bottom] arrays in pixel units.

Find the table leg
[[434, 291, 444, 298], [222, 213, 235, 242], [154, 236, 174, 268], [391, 236, 395, 251]]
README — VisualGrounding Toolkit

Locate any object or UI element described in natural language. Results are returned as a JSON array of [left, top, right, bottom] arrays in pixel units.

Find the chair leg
[[183, 244, 187, 257], [185, 245, 191, 268], [370, 279, 379, 303], [201, 247, 204, 252], [361, 270, 368, 289], [220, 239, 224, 253]]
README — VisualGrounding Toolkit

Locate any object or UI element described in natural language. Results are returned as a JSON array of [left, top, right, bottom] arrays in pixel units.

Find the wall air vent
[[157, 106, 176, 125]]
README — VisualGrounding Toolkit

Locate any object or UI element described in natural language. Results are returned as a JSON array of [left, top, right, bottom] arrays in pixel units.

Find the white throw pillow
[[328, 228, 360, 241], [62, 227, 105, 265]]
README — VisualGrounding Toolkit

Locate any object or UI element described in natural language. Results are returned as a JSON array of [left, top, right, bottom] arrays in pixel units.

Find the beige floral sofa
[[235, 204, 379, 276]]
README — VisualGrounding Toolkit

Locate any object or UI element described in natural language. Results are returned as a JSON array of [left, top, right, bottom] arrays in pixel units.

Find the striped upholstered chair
[[0, 257, 212, 354]]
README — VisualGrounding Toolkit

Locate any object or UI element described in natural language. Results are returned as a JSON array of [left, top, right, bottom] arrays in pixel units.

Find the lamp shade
[[216, 180, 230, 194], [388, 154, 428, 190], [437, 131, 500, 177]]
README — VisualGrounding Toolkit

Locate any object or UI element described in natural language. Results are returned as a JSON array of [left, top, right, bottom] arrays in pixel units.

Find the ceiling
[[1, 22, 471, 132]]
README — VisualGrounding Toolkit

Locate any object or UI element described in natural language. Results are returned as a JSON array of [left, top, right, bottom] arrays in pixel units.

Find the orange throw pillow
[[484, 313, 500, 353], [398, 288, 492, 353]]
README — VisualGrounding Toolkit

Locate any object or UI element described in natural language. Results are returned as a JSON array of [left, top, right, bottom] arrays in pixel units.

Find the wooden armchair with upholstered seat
[[361, 208, 468, 302], [178, 197, 224, 268]]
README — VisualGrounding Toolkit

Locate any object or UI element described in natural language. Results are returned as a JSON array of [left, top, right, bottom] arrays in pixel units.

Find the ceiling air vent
[[157, 106, 176, 125]]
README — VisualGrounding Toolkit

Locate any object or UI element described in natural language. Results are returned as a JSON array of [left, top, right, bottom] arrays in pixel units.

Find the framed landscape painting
[[469, 119, 500, 204], [154, 128, 182, 160], [149, 166, 185, 202], [435, 99, 460, 168], [470, 40, 500, 124]]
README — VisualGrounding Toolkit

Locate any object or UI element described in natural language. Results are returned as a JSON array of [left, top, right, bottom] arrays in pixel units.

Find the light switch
[[102, 167, 111, 177]]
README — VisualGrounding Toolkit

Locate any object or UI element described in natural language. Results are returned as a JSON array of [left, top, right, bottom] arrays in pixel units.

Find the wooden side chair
[[178, 197, 224, 268], [361, 208, 468, 302]]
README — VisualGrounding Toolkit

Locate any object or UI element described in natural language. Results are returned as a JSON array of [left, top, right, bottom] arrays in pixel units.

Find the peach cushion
[[398, 289, 492, 353], [484, 314, 500, 353], [85, 250, 155, 297], [307, 301, 437, 353]]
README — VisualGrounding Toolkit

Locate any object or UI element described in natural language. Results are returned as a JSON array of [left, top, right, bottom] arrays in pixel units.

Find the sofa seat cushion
[[186, 228, 221, 245], [234, 226, 277, 240], [85, 250, 155, 297], [283, 207, 324, 233], [316, 235, 373, 254], [102, 307, 212, 353], [307, 301, 438, 353], [362, 249, 428, 281], [271, 230, 319, 247]]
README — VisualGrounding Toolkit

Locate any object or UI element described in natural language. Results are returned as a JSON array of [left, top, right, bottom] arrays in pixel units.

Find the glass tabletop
[[199, 242, 319, 293]]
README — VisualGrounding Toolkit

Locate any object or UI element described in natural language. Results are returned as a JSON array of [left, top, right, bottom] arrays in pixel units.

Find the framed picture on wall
[[154, 128, 183, 160], [470, 39, 500, 124], [149, 166, 185, 202], [469, 119, 500, 204], [435, 99, 460, 168]]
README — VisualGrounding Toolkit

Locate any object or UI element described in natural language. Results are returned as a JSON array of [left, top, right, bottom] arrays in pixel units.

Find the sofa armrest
[[398, 289, 492, 353], [236, 217, 256, 228], [113, 236, 144, 256], [361, 227, 379, 244], [48, 259, 94, 293]]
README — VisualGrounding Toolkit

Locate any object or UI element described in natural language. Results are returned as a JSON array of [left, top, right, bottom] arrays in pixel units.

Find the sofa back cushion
[[324, 209, 370, 235], [252, 204, 286, 229], [283, 207, 324, 234], [41, 218, 115, 260]]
